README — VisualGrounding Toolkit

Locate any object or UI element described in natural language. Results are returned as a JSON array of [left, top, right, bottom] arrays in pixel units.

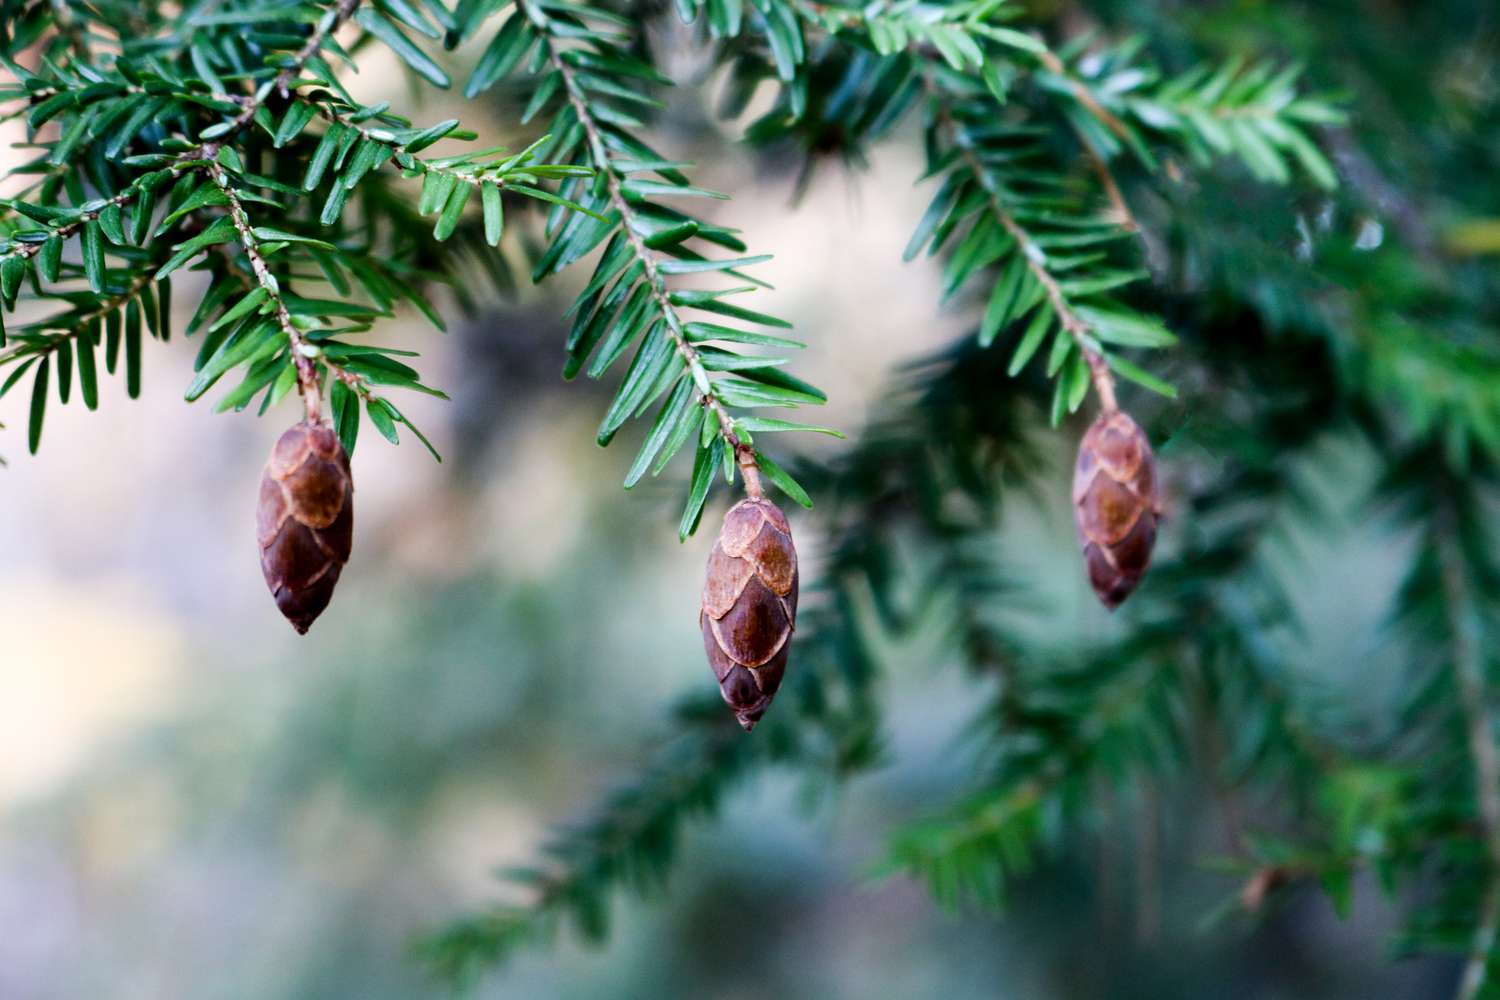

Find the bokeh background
[[0, 0, 1489, 996]]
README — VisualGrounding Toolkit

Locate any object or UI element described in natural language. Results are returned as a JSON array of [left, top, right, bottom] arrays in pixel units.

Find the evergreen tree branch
[[524, 0, 749, 461], [1077, 132, 1140, 235], [1033, 46, 1133, 141], [883, 300, 1363, 910], [720, 4, 1338, 414], [885, 653, 1173, 907], [0, 184, 134, 262], [0, 0, 597, 458], [0, 266, 156, 367], [417, 4, 1352, 966], [292, 92, 592, 199], [920, 73, 1123, 414], [204, 155, 331, 422], [215, 0, 363, 141], [454, 0, 835, 523]]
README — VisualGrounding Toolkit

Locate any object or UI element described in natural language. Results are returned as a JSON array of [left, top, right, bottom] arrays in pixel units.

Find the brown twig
[[737, 448, 764, 499], [298, 95, 536, 192], [1032, 46, 1141, 237], [1035, 48, 1133, 142], [522, 0, 758, 488], [981, 161, 1120, 411], [1238, 863, 1300, 912], [219, 0, 362, 140], [1081, 138, 1139, 234], [0, 267, 157, 366], [1, 148, 209, 270], [2, 184, 140, 263], [925, 78, 1119, 412], [204, 158, 323, 422]]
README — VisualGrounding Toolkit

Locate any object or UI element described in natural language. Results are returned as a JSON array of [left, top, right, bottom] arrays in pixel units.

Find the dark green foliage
[[0, 0, 593, 465], [0, 0, 852, 518], [453, 0, 845, 527], [733, 8, 1338, 419]]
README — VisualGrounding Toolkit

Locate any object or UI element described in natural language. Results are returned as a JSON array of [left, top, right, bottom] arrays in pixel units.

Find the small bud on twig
[[1073, 410, 1160, 610], [701, 497, 798, 731], [257, 421, 353, 634]]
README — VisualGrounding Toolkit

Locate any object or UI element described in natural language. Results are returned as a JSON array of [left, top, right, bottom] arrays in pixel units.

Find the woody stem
[[737, 447, 764, 500]]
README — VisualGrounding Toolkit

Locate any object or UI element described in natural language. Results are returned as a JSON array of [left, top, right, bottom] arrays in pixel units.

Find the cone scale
[[256, 421, 353, 633], [700, 495, 799, 731], [1073, 409, 1160, 610]]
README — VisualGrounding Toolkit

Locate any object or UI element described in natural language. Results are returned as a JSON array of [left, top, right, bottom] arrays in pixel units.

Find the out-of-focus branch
[[1438, 520, 1500, 1000]]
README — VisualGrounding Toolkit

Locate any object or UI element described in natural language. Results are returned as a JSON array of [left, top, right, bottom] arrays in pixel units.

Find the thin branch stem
[[926, 79, 1119, 412], [219, 0, 361, 140], [521, 0, 758, 479], [1, 140, 213, 266], [204, 158, 323, 422], [2, 185, 138, 263], [1080, 137, 1139, 235], [0, 267, 156, 366], [1035, 48, 1133, 142], [1030, 48, 1141, 238], [738, 450, 764, 499], [299, 95, 545, 192]]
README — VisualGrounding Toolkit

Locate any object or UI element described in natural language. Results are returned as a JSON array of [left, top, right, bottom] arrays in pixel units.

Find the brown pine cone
[[701, 496, 798, 732], [257, 421, 353, 634], [1073, 409, 1160, 610]]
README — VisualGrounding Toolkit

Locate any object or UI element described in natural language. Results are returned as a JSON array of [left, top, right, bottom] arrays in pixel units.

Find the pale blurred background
[[0, 26, 1453, 1000]]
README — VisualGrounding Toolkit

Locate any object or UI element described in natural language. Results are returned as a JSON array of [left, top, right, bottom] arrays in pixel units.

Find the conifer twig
[[1080, 138, 1139, 235], [520, 0, 759, 485], [220, 0, 362, 139], [1, 185, 141, 263], [295, 94, 559, 195], [926, 79, 1120, 412], [0, 267, 156, 365], [204, 158, 323, 422], [1034, 47, 1133, 142]]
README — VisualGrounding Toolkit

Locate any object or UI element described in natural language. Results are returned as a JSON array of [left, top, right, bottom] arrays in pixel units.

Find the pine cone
[[257, 421, 353, 634], [1073, 409, 1160, 610], [701, 497, 798, 732]]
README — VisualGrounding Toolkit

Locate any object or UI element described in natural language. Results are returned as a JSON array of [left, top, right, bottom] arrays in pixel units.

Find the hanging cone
[[701, 496, 798, 731], [1073, 409, 1160, 610], [257, 421, 353, 633]]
